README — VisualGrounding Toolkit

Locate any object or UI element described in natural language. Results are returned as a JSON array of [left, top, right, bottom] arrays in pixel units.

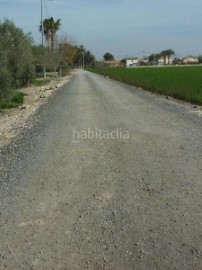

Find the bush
[[0, 20, 35, 89], [0, 92, 25, 109], [61, 67, 70, 76], [11, 92, 25, 104], [0, 69, 12, 102], [0, 46, 12, 102], [0, 102, 18, 109]]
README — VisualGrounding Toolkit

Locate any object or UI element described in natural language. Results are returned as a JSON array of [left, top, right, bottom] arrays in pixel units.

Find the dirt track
[[0, 70, 202, 269]]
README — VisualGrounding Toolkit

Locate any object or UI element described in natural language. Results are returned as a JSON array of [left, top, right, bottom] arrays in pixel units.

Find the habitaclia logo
[[72, 128, 130, 143]]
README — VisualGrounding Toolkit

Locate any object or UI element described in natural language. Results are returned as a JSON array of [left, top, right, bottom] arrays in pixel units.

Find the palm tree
[[40, 18, 50, 48], [40, 17, 61, 52], [160, 49, 175, 65], [166, 49, 175, 64], [160, 50, 168, 65], [148, 53, 161, 65]]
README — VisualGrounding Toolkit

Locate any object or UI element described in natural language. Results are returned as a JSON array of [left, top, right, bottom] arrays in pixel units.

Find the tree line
[[0, 18, 95, 105], [102, 50, 175, 65], [147, 49, 175, 65]]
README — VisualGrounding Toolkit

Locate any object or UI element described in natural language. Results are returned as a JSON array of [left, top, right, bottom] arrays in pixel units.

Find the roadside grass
[[61, 68, 70, 77], [32, 78, 44, 87], [0, 92, 26, 109], [87, 67, 202, 105]]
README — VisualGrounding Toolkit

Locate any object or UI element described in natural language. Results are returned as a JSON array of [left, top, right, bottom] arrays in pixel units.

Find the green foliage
[[88, 67, 202, 105], [61, 67, 70, 76], [103, 52, 115, 61], [0, 19, 35, 107], [72, 45, 95, 68], [73, 45, 86, 67], [0, 91, 25, 109], [40, 17, 61, 51], [0, 103, 19, 109], [147, 49, 175, 65], [159, 49, 175, 65], [121, 59, 126, 65], [84, 50, 95, 67], [0, 40, 12, 102], [198, 55, 202, 64], [0, 65, 12, 102], [0, 19, 35, 90], [147, 53, 161, 64], [11, 92, 25, 104], [58, 42, 78, 67], [32, 45, 57, 72], [32, 79, 44, 87]]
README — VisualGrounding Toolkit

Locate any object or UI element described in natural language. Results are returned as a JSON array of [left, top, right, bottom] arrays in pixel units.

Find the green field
[[87, 67, 202, 105]]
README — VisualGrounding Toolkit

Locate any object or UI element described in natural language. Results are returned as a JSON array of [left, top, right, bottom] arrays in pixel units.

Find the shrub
[[11, 92, 25, 104], [0, 92, 25, 109]]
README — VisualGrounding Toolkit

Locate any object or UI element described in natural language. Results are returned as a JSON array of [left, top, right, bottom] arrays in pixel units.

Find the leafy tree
[[121, 59, 126, 64], [32, 45, 58, 73], [198, 55, 202, 64], [0, 44, 11, 102], [103, 52, 114, 61], [32, 45, 46, 72], [0, 19, 35, 88], [172, 57, 182, 65], [84, 50, 95, 67], [73, 45, 96, 68], [57, 34, 78, 67], [59, 43, 78, 66], [148, 53, 161, 64], [18, 34, 35, 85], [73, 45, 86, 67]]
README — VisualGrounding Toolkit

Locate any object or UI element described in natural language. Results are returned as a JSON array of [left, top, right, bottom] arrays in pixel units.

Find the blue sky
[[1, 0, 202, 59]]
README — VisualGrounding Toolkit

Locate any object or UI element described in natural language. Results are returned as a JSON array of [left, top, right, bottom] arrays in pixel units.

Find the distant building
[[182, 56, 199, 64], [157, 56, 173, 66], [126, 57, 139, 68]]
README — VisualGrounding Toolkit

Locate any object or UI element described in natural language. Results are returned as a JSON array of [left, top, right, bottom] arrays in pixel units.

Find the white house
[[126, 57, 139, 68], [182, 56, 199, 64], [158, 56, 173, 65]]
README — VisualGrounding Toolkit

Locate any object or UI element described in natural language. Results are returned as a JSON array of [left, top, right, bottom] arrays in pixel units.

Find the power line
[[44, 0, 50, 18]]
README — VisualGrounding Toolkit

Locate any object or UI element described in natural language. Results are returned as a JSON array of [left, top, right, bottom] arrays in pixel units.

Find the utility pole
[[41, 0, 46, 83]]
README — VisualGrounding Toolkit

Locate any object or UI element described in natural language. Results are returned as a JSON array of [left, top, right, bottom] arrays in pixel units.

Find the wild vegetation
[[0, 18, 95, 108], [0, 20, 35, 107], [103, 52, 115, 61], [0, 92, 26, 109], [147, 49, 175, 65], [87, 67, 202, 105]]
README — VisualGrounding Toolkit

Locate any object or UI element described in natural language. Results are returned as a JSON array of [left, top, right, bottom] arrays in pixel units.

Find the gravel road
[[0, 70, 202, 270]]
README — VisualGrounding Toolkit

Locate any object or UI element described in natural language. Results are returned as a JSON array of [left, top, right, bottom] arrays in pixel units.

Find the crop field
[[87, 66, 202, 105]]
